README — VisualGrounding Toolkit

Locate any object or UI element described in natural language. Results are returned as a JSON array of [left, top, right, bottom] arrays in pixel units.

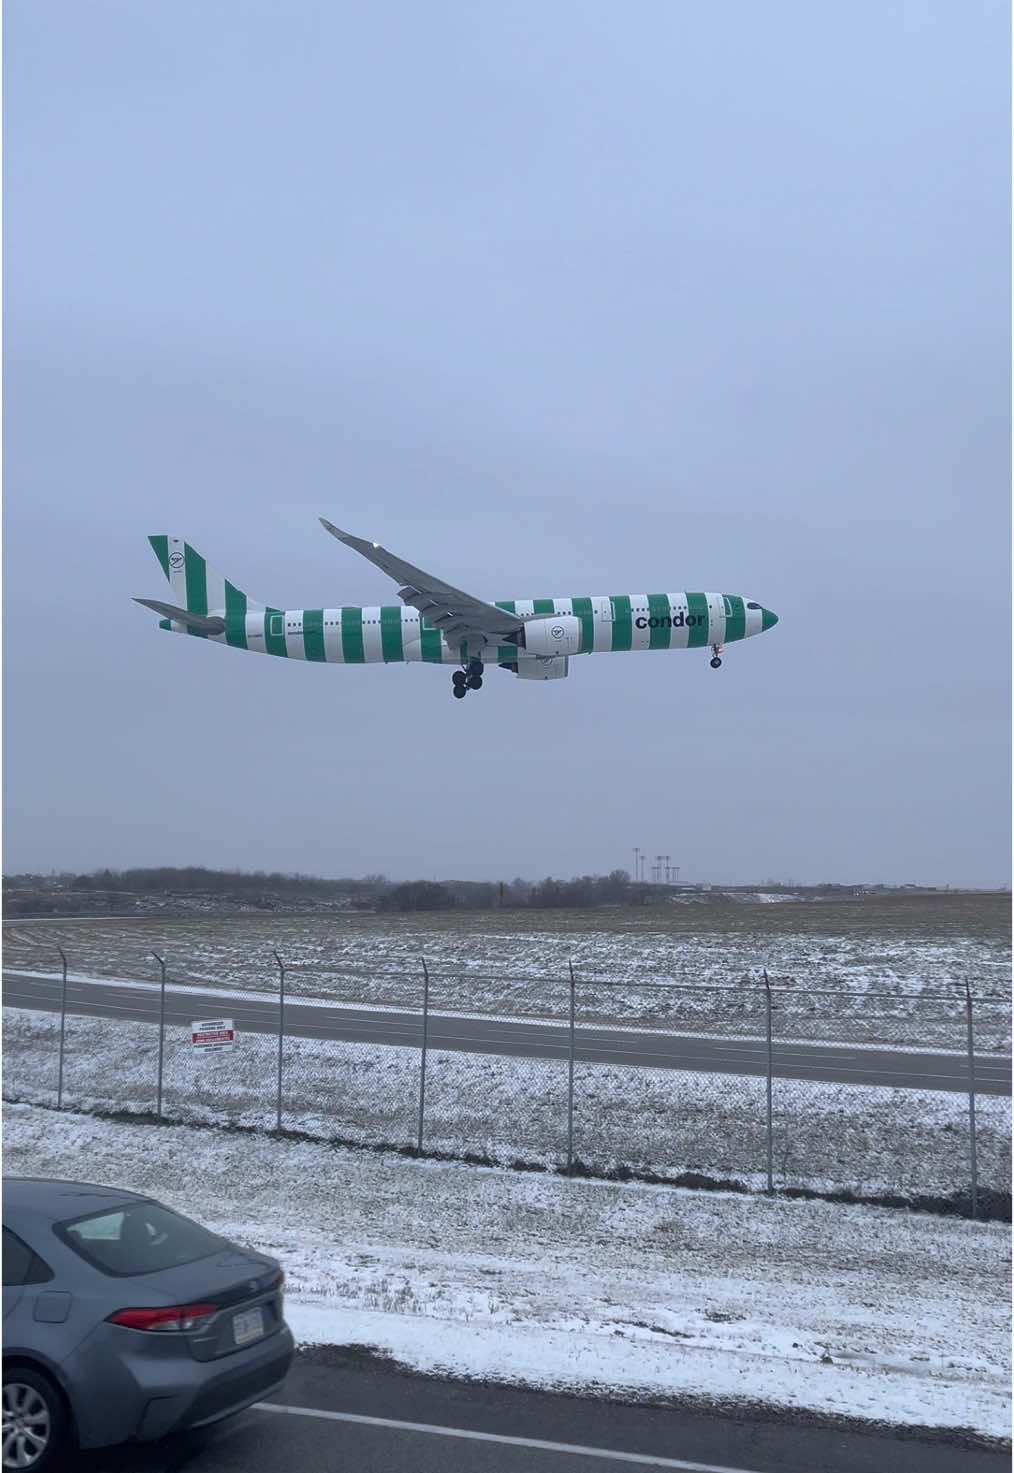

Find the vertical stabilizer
[[146, 536, 265, 639]]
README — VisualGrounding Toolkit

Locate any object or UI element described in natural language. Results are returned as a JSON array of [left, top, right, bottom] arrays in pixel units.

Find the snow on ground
[[3, 1102, 1010, 1441], [6, 906, 1010, 1052], [7, 1005, 1010, 1196]]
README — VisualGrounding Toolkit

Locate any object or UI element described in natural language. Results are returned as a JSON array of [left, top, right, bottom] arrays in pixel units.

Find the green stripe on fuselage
[[724, 594, 746, 643], [184, 544, 209, 636], [225, 581, 248, 649], [303, 609, 326, 662], [493, 601, 520, 661], [647, 593, 671, 650], [686, 592, 709, 647], [341, 607, 365, 663], [533, 599, 555, 616], [264, 608, 287, 657], [149, 535, 170, 580], [571, 596, 594, 654], [380, 605, 404, 662], [610, 595, 632, 651], [419, 618, 444, 663]]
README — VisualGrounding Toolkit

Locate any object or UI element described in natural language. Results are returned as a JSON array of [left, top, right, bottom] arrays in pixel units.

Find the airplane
[[135, 520, 778, 698]]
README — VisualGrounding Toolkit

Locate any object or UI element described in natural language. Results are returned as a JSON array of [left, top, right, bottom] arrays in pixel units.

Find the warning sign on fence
[[191, 1018, 235, 1052]]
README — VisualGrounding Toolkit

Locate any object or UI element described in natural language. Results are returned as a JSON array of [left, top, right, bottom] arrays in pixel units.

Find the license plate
[[232, 1306, 265, 1346]]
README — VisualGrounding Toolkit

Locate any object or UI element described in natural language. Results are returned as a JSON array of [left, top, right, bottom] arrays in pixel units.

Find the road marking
[[253, 1401, 762, 1471]]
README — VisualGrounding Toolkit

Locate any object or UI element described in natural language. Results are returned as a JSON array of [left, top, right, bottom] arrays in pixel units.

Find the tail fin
[[142, 536, 265, 636]]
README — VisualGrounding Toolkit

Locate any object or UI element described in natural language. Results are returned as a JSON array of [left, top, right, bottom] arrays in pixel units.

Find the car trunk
[[117, 1248, 285, 1362]]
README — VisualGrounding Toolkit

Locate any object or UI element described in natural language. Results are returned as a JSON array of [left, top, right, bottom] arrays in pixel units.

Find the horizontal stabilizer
[[134, 598, 226, 635]]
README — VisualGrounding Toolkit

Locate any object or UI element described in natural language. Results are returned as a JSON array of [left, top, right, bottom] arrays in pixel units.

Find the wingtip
[[319, 517, 345, 538]]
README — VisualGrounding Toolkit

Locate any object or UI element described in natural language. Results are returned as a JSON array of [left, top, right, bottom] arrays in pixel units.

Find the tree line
[[4, 866, 653, 912]]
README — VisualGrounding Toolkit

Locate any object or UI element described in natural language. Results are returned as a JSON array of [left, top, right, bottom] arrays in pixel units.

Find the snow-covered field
[[2, 1101, 1009, 1442], [5, 1004, 1009, 1198], [4, 898, 1010, 1052]]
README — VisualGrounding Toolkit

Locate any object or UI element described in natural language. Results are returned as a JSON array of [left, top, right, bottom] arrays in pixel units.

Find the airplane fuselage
[[139, 531, 779, 693], [171, 592, 777, 664]]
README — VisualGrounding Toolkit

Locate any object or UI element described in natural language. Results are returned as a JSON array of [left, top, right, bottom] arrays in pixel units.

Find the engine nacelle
[[509, 654, 569, 680], [518, 615, 581, 657]]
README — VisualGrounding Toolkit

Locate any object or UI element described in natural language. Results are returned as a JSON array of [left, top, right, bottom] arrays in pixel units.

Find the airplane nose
[[761, 608, 778, 632]]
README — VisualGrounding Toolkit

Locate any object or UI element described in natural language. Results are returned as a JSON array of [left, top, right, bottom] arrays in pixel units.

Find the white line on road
[[253, 1401, 763, 1471]]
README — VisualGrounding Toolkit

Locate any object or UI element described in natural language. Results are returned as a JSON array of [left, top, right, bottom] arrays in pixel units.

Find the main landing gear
[[452, 658, 484, 699], [710, 644, 723, 669]]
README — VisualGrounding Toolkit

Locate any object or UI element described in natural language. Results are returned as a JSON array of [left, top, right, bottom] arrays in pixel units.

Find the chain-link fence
[[3, 947, 1010, 1214]]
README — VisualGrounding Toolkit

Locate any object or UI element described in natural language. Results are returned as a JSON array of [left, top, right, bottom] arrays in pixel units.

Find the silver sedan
[[2, 1177, 294, 1469]]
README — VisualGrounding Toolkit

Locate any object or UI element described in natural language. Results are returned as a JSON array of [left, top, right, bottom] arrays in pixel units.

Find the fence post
[[965, 979, 978, 1220], [151, 952, 167, 1121], [763, 969, 774, 1193], [273, 952, 285, 1133], [56, 948, 69, 1110], [417, 958, 430, 1152], [567, 960, 576, 1170]]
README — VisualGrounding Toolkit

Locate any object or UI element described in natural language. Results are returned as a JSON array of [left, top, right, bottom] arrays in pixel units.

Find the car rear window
[[56, 1203, 230, 1277]]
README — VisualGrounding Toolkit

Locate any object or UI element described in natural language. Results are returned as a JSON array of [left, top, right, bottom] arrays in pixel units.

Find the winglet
[[320, 518, 376, 553], [319, 519, 396, 569]]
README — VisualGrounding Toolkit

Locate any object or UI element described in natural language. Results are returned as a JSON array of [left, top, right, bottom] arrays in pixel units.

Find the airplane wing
[[320, 519, 523, 648]]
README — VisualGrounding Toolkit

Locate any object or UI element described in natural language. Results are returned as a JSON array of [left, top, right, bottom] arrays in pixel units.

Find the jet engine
[[516, 615, 581, 657], [502, 655, 569, 680]]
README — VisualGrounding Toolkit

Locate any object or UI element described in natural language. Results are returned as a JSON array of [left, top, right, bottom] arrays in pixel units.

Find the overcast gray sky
[[4, 0, 1010, 887]]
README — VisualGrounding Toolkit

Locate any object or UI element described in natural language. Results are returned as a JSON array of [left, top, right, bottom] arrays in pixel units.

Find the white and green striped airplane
[[136, 520, 778, 698]]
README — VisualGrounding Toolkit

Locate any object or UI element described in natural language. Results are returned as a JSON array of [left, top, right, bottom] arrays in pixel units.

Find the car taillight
[[108, 1304, 218, 1332]]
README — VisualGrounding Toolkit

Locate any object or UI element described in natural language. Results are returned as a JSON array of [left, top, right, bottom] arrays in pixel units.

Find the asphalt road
[[73, 1348, 1010, 1473], [3, 970, 1011, 1095]]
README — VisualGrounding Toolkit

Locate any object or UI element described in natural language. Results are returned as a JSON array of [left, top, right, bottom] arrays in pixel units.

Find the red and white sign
[[191, 1018, 235, 1052]]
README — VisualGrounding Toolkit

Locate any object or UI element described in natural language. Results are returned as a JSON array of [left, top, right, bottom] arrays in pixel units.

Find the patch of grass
[[10, 1099, 1008, 1223]]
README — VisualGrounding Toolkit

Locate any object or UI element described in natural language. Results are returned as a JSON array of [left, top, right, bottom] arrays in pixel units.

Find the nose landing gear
[[710, 644, 723, 669], [452, 658, 485, 698]]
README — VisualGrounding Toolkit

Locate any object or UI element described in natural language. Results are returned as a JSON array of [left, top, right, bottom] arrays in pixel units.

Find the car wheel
[[2, 1368, 68, 1471]]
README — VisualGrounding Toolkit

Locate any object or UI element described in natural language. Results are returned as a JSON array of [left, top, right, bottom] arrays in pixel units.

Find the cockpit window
[[746, 602, 761, 609]]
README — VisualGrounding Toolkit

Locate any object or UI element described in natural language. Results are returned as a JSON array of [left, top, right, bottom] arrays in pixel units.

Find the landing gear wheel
[[710, 657, 722, 668], [2, 1367, 67, 1472], [453, 658, 485, 697]]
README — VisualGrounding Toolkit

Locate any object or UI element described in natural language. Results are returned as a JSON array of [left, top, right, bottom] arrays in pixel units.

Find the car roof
[[3, 1177, 153, 1224]]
